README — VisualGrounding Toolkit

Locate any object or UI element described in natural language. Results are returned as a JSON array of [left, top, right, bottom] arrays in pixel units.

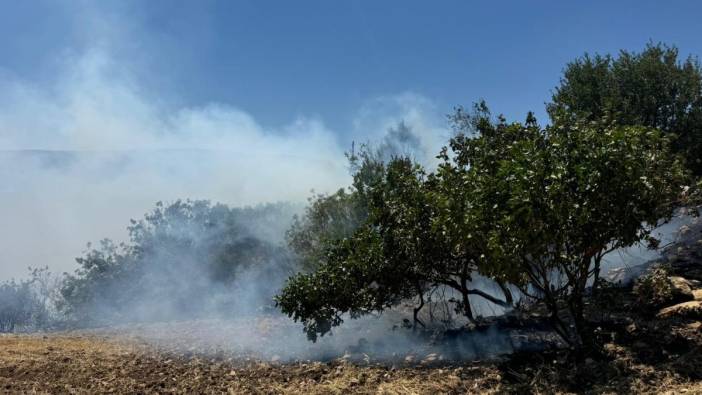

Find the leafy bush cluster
[[278, 112, 688, 347], [633, 266, 675, 310], [549, 43, 702, 176], [60, 200, 298, 325], [0, 280, 36, 332], [277, 43, 700, 351], [0, 267, 62, 332]]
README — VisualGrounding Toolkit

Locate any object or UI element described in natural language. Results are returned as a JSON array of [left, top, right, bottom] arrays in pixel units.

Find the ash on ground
[[71, 312, 562, 366]]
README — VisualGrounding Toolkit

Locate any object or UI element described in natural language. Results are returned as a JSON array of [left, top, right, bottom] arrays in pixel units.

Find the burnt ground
[[0, 313, 701, 395], [3, 287, 702, 395], [2, 222, 702, 393]]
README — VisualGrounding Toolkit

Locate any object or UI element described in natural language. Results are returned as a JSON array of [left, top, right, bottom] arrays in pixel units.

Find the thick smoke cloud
[[0, 41, 460, 361], [0, 3, 456, 360], [0, 45, 447, 281]]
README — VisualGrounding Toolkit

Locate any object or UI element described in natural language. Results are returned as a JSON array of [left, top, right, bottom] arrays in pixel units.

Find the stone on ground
[[657, 300, 702, 319]]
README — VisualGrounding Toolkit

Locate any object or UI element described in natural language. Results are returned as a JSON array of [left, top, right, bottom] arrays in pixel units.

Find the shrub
[[633, 266, 674, 310], [60, 200, 298, 325], [278, 103, 688, 351]]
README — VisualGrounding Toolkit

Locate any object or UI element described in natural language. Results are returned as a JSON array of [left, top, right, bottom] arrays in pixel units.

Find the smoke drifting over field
[[0, 13, 457, 359], [1, 39, 692, 366], [0, 46, 447, 281], [5, 4, 691, 367], [0, 45, 681, 361]]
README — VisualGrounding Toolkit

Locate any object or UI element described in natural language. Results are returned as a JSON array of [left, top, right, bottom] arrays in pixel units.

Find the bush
[[60, 200, 298, 325], [0, 267, 61, 332], [633, 266, 674, 310], [0, 280, 35, 332], [278, 102, 688, 350]]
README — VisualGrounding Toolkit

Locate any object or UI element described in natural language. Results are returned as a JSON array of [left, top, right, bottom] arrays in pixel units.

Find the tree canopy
[[549, 43, 702, 176], [447, 107, 688, 347], [277, 101, 689, 348]]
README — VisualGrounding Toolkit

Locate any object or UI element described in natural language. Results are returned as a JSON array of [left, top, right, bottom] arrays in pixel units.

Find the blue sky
[[2, 1, 702, 137]]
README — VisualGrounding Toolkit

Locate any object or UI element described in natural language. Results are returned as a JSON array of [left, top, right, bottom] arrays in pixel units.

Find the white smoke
[[0, 43, 476, 363], [0, 44, 447, 281], [0, 3, 463, 361]]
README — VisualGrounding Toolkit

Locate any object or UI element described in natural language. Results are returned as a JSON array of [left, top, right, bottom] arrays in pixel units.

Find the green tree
[[277, 151, 514, 341], [279, 102, 688, 351], [286, 145, 383, 272], [286, 125, 417, 272], [446, 105, 687, 349], [277, 158, 427, 340], [548, 43, 702, 176]]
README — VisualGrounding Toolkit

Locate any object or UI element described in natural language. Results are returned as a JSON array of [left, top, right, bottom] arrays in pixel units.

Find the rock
[[421, 353, 438, 364], [686, 321, 702, 331], [669, 276, 695, 302], [657, 301, 702, 319], [693, 289, 702, 300]]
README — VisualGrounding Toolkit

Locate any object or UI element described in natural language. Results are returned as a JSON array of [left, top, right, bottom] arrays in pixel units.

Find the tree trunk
[[591, 254, 603, 298], [462, 291, 475, 323], [497, 281, 514, 306], [568, 260, 600, 358], [460, 277, 476, 323], [413, 283, 426, 330]]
